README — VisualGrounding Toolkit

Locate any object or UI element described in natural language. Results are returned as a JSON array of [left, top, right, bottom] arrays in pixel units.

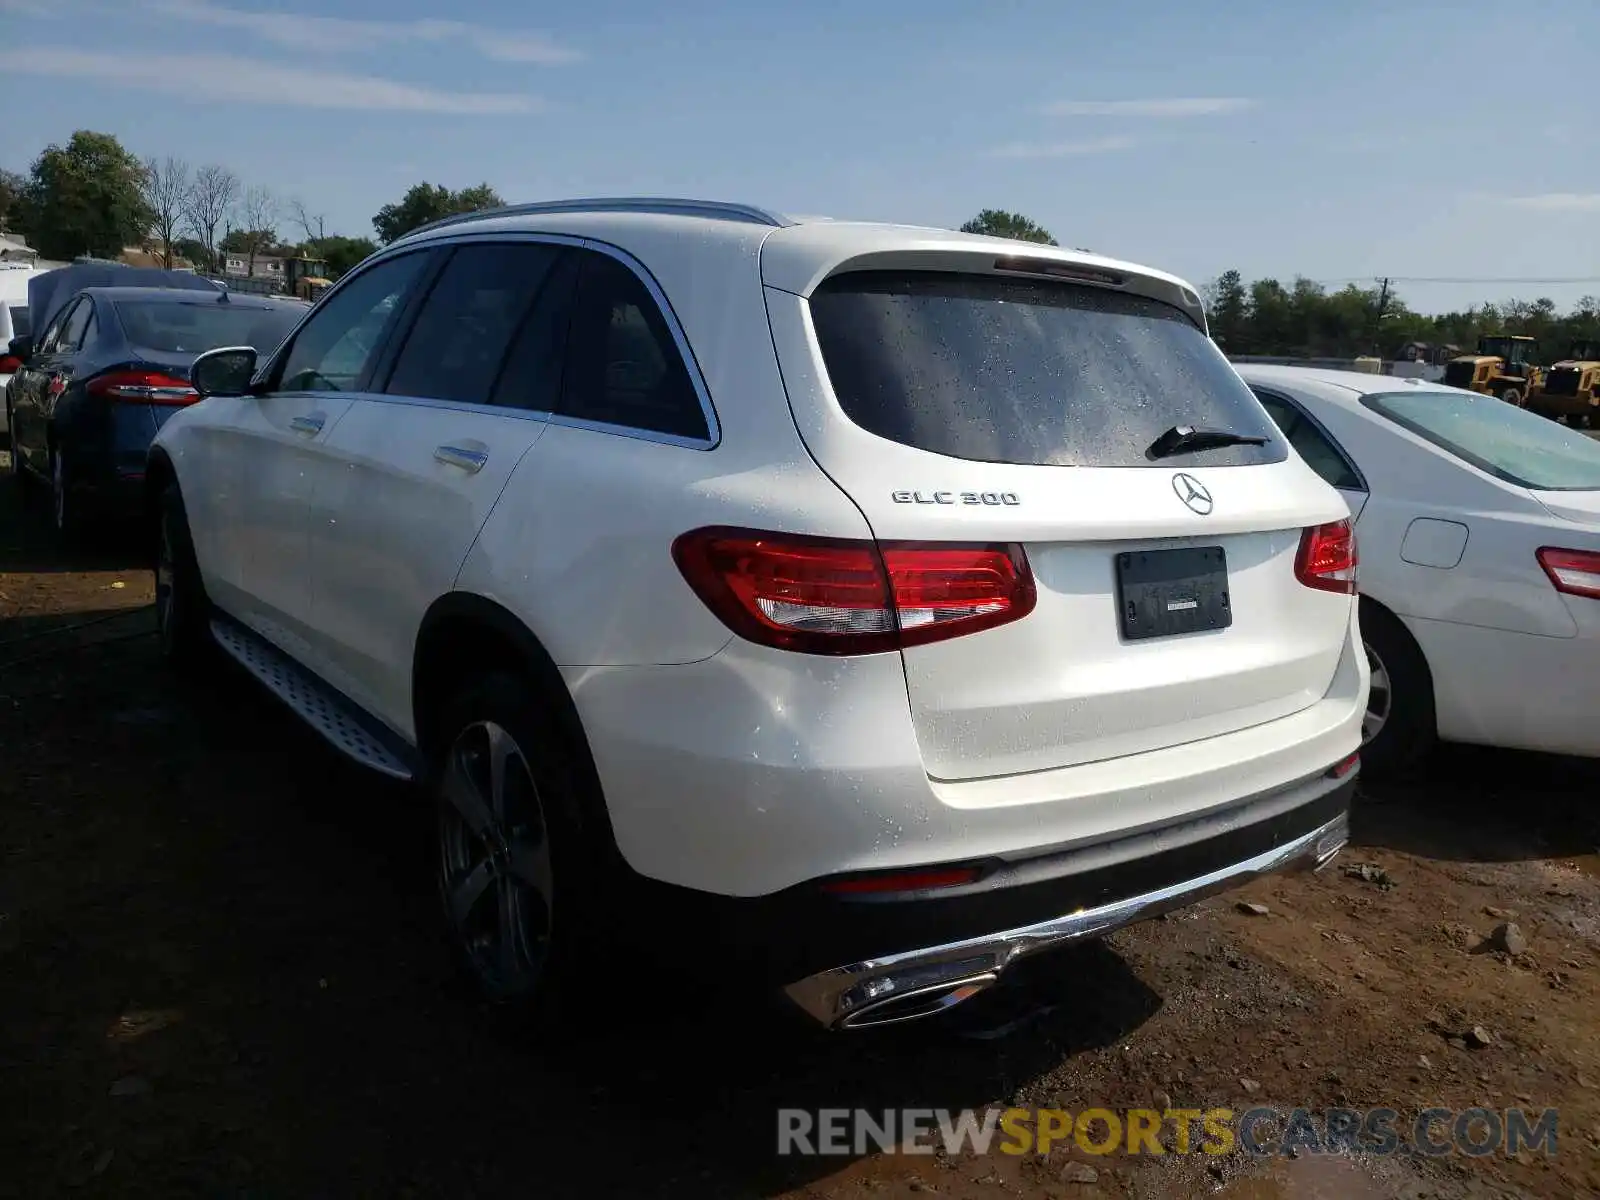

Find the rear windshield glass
[[1363, 389, 1600, 491], [114, 300, 302, 357], [808, 271, 1284, 467], [9, 305, 28, 337]]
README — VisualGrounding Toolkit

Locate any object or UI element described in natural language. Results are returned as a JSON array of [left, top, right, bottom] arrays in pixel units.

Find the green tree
[[372, 182, 505, 244], [304, 234, 377, 278], [21, 130, 153, 261], [0, 168, 26, 236], [1203, 269, 1250, 352], [958, 209, 1058, 246]]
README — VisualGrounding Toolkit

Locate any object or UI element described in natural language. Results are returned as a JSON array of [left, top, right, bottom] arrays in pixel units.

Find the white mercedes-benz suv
[[148, 198, 1366, 1030]]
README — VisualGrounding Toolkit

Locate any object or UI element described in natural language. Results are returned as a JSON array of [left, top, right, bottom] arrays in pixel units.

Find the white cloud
[[1043, 97, 1253, 118], [1502, 193, 1600, 212], [990, 136, 1137, 159], [0, 48, 543, 113], [148, 0, 581, 65]]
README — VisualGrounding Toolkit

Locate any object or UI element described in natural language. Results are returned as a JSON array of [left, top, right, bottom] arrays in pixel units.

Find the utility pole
[[1370, 277, 1392, 356]]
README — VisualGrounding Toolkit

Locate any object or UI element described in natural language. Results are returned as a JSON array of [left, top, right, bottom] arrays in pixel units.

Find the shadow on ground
[[1355, 742, 1600, 865]]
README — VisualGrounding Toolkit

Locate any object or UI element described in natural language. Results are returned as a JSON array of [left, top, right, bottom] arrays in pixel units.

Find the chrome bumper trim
[[784, 810, 1350, 1030]]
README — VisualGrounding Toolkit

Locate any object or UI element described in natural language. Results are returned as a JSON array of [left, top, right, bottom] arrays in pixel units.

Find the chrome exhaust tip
[[837, 973, 999, 1030]]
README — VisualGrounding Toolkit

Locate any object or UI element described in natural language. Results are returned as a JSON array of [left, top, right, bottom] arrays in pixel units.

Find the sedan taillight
[[1537, 547, 1600, 600], [86, 370, 199, 405]]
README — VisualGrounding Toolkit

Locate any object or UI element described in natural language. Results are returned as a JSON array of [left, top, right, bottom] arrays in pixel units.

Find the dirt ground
[[2, 459, 1598, 1200]]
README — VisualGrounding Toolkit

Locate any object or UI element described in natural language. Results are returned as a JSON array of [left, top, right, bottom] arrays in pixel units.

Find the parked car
[[7, 284, 305, 535], [1237, 364, 1600, 774], [149, 198, 1365, 1030], [0, 263, 39, 443]]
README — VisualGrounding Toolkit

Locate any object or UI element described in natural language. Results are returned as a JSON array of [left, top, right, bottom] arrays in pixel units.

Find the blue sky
[[2, 0, 1597, 313]]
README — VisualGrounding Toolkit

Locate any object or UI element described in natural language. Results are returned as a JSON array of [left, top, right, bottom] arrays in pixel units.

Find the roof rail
[[404, 197, 796, 239]]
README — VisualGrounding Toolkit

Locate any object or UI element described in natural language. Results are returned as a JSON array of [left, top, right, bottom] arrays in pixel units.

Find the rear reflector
[[1537, 546, 1600, 600], [1295, 519, 1358, 594], [819, 865, 983, 895], [671, 527, 1037, 655], [1328, 752, 1359, 779], [86, 370, 199, 405]]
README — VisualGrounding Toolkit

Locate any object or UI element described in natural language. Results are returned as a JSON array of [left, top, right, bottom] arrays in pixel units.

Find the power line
[[1313, 276, 1600, 287]]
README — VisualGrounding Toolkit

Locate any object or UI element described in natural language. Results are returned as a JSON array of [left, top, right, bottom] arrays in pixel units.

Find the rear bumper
[[787, 794, 1352, 1029]]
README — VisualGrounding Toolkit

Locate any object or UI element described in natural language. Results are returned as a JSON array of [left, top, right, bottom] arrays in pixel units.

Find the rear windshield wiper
[[1147, 424, 1269, 459]]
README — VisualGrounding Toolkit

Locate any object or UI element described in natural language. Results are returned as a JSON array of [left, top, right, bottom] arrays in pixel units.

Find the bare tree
[[287, 196, 325, 244], [239, 184, 279, 274], [182, 163, 240, 273], [140, 155, 191, 268]]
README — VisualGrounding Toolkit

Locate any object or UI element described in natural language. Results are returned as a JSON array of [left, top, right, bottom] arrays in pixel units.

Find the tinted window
[[10, 306, 29, 337], [1363, 389, 1600, 491], [385, 243, 564, 407], [1254, 390, 1363, 491], [278, 251, 430, 392], [809, 272, 1284, 468], [114, 300, 302, 356], [56, 299, 93, 352], [559, 251, 708, 440], [37, 306, 71, 354], [491, 251, 579, 411]]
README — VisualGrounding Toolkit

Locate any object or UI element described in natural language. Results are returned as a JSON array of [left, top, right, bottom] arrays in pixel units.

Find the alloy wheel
[[1362, 642, 1391, 745], [437, 719, 555, 997]]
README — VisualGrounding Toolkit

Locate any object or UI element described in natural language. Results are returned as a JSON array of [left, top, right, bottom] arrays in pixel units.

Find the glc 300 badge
[[891, 490, 1020, 506]]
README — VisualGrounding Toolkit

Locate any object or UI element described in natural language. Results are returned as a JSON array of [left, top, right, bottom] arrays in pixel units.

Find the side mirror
[[191, 346, 258, 398]]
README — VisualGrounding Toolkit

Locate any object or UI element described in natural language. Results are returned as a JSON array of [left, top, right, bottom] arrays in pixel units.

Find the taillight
[[0, 355, 20, 374], [86, 370, 199, 405], [1537, 547, 1600, 600], [1295, 519, 1358, 594], [670, 527, 1037, 655]]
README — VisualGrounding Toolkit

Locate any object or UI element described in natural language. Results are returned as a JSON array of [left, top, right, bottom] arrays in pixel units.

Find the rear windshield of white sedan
[[1364, 389, 1600, 491], [808, 271, 1285, 468]]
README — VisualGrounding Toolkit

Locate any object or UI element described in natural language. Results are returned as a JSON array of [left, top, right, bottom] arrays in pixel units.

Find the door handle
[[290, 413, 325, 436], [434, 443, 489, 473]]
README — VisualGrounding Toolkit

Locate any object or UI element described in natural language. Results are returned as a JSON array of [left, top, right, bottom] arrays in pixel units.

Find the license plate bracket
[[1116, 546, 1231, 641]]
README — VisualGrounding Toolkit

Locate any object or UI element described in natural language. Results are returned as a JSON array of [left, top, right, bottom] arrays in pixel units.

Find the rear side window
[[385, 242, 567, 408], [1363, 389, 1600, 491], [559, 251, 709, 441], [809, 272, 1285, 467], [1254, 389, 1364, 491], [114, 300, 302, 356]]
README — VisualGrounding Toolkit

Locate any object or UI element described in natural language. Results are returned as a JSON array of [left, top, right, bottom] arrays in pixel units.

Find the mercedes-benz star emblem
[[1172, 472, 1213, 515]]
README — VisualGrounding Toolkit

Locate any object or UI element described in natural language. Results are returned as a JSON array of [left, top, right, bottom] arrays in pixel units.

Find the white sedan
[[1236, 365, 1600, 775]]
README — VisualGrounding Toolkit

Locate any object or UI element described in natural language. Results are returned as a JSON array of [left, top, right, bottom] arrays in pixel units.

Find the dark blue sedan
[[6, 285, 306, 536]]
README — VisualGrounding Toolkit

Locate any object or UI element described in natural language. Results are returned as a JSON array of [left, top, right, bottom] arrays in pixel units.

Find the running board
[[209, 618, 416, 782]]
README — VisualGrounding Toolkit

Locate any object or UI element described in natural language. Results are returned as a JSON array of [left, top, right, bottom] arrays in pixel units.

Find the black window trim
[[267, 230, 722, 451], [1249, 384, 1369, 494]]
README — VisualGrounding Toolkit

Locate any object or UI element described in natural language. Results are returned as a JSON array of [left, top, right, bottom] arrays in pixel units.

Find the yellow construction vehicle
[[283, 255, 333, 302], [1529, 339, 1600, 426], [1442, 334, 1544, 405]]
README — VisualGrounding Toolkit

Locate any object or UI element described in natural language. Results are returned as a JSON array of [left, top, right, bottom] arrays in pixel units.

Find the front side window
[[384, 242, 566, 408], [558, 251, 709, 440], [809, 271, 1285, 467], [276, 251, 431, 393], [1254, 389, 1364, 491], [56, 299, 93, 353], [1364, 388, 1600, 491]]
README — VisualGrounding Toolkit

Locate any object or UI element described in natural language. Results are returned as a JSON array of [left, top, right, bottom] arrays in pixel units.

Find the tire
[[429, 670, 600, 1015], [154, 483, 213, 671], [1498, 388, 1524, 406], [1358, 597, 1436, 780]]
